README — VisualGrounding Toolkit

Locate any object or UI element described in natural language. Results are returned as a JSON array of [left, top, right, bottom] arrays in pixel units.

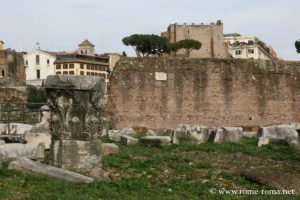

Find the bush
[[26, 85, 47, 110]]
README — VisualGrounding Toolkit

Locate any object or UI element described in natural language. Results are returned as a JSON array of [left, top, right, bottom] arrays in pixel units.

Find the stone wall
[[0, 49, 26, 86], [0, 87, 27, 102], [107, 58, 300, 129]]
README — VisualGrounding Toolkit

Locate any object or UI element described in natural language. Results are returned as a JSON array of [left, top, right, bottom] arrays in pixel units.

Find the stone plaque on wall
[[155, 72, 167, 81]]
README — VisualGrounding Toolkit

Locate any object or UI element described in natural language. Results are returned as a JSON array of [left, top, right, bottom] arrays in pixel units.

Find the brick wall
[[107, 58, 300, 129]]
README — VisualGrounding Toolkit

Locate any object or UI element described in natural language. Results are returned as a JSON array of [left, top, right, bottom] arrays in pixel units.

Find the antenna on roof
[[36, 42, 40, 50]]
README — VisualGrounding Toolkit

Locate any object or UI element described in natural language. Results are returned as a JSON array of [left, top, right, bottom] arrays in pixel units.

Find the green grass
[[0, 137, 299, 200]]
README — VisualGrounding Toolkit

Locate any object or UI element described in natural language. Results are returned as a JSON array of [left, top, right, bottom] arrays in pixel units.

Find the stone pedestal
[[45, 75, 106, 169], [50, 140, 101, 169]]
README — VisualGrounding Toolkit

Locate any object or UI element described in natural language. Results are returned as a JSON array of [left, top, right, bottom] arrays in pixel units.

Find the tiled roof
[[78, 39, 95, 47]]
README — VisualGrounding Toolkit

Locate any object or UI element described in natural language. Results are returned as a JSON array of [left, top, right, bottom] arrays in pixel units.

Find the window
[[80, 71, 84, 75], [56, 72, 61, 75], [36, 55, 40, 65], [235, 50, 242, 55], [69, 71, 74, 75], [85, 50, 87, 54], [87, 64, 91, 70], [63, 71, 68, 75], [25, 60, 28, 65], [248, 40, 254, 45], [91, 72, 95, 76], [91, 65, 95, 70], [69, 64, 74, 69], [2, 70, 4, 77], [36, 70, 40, 79], [47, 59, 50, 65], [95, 65, 99, 71], [87, 72, 90, 75], [80, 64, 84, 69], [248, 49, 254, 54], [56, 64, 61, 69], [63, 64, 68, 69]]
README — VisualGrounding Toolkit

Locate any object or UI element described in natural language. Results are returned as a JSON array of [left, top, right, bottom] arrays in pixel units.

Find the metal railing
[[0, 102, 47, 135]]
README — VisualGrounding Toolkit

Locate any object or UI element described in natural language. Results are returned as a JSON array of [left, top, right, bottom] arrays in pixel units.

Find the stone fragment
[[213, 127, 243, 143], [162, 129, 175, 142], [146, 130, 157, 136], [101, 143, 119, 156], [257, 125, 299, 147], [173, 124, 210, 144], [242, 169, 300, 194], [139, 136, 171, 147], [108, 128, 136, 142], [119, 127, 136, 137], [0, 140, 5, 145], [9, 158, 94, 183], [242, 131, 257, 138], [0, 142, 45, 161], [23, 132, 51, 149], [120, 135, 138, 145], [257, 137, 269, 147], [0, 123, 33, 135]]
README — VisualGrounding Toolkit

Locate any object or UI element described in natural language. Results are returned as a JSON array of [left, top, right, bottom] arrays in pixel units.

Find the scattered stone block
[[139, 136, 171, 147], [146, 130, 157, 136], [108, 128, 136, 142], [242, 131, 257, 138], [23, 132, 51, 149], [257, 125, 299, 147], [162, 129, 175, 142], [101, 129, 108, 137], [9, 158, 94, 183], [173, 124, 210, 144], [0, 142, 45, 161], [108, 130, 122, 141], [257, 137, 269, 147], [120, 135, 138, 145], [101, 143, 119, 156], [213, 127, 243, 143], [0, 123, 33, 135]]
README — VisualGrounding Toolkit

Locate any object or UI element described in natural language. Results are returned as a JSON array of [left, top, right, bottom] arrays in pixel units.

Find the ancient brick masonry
[[107, 58, 300, 130], [45, 75, 106, 169]]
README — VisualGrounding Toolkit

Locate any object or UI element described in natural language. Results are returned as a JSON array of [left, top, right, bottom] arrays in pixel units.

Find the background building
[[0, 42, 25, 86], [161, 20, 228, 58], [0, 41, 4, 50], [0, 41, 27, 102], [24, 43, 58, 86], [224, 34, 274, 60], [54, 40, 110, 83]]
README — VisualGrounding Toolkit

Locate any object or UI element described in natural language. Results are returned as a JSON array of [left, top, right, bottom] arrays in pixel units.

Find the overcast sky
[[0, 0, 299, 60]]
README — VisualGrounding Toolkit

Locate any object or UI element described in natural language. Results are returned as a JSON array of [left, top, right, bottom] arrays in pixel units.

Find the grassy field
[[1, 137, 300, 200]]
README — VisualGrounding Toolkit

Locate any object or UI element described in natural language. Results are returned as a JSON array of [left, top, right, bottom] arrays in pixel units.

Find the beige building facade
[[224, 34, 273, 60], [0, 41, 4, 50], [161, 20, 228, 58], [54, 40, 110, 83]]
